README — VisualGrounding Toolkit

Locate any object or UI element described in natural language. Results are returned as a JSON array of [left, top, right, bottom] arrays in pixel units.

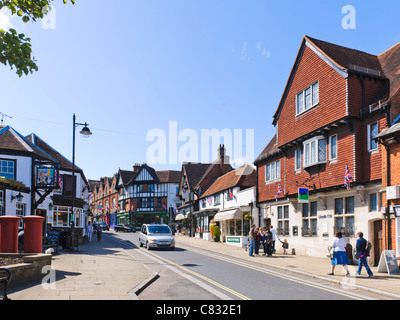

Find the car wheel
[[146, 242, 151, 250], [139, 240, 143, 247]]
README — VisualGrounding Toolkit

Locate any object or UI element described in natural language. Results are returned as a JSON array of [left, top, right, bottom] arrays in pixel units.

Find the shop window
[[334, 197, 355, 237], [277, 205, 289, 236], [301, 202, 317, 236]]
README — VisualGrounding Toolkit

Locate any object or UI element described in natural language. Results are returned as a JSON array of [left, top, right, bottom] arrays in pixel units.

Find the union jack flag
[[275, 184, 283, 201], [229, 189, 234, 199], [344, 165, 352, 190]]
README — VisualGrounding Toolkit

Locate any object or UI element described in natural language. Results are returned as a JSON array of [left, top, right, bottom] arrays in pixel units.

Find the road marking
[[106, 235, 241, 300], [136, 247, 251, 300], [179, 244, 371, 301], [108, 234, 369, 300]]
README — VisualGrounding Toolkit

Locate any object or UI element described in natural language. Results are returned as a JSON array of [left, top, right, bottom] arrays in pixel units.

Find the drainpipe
[[384, 143, 392, 250]]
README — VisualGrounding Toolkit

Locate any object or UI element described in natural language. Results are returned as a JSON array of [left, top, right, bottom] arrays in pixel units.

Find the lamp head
[[79, 123, 92, 138]]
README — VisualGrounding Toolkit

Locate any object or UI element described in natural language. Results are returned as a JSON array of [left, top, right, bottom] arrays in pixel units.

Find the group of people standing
[[248, 225, 285, 257]]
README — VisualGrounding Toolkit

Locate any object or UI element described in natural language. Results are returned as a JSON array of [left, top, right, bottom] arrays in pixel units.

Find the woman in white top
[[328, 231, 350, 276]]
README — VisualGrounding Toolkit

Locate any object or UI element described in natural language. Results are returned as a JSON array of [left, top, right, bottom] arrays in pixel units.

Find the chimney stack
[[133, 163, 141, 172], [218, 144, 229, 166]]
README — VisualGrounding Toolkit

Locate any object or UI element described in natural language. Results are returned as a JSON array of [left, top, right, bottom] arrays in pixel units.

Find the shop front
[[214, 208, 250, 248], [192, 209, 218, 241], [130, 210, 169, 226]]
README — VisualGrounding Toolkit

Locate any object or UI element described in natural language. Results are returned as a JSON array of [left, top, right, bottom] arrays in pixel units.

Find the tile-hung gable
[[256, 35, 400, 259]]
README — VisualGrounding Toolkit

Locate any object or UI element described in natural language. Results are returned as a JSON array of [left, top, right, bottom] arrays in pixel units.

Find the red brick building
[[255, 36, 400, 263], [89, 173, 119, 226]]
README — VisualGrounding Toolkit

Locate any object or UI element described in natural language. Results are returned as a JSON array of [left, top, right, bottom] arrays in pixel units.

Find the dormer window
[[303, 136, 326, 168], [296, 81, 319, 115]]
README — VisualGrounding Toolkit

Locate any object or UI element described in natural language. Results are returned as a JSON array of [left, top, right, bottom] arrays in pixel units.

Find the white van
[[139, 224, 175, 250]]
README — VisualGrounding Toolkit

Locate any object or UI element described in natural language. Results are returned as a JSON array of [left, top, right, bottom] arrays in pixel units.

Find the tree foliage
[[0, 0, 76, 77]]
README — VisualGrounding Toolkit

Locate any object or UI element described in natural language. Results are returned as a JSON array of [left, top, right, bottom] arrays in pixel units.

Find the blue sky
[[1, 0, 400, 181]]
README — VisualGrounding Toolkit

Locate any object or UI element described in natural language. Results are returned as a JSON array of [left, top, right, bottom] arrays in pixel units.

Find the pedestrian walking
[[328, 231, 350, 276], [97, 223, 102, 242], [270, 225, 280, 253], [355, 232, 373, 277], [93, 222, 98, 235], [86, 222, 93, 242], [248, 224, 256, 257]]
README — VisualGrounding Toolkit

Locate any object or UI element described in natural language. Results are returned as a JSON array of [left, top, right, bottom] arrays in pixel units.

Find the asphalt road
[[108, 231, 374, 301]]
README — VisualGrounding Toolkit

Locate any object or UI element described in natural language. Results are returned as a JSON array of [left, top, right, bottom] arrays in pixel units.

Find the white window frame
[[16, 203, 26, 228], [367, 121, 379, 152], [295, 149, 302, 172], [303, 136, 327, 168], [265, 160, 281, 183], [329, 134, 338, 162], [296, 81, 319, 115]]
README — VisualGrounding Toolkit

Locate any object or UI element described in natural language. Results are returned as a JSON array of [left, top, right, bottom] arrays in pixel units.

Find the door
[[373, 220, 383, 266]]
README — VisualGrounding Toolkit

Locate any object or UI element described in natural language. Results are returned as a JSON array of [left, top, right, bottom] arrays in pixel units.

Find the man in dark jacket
[[356, 232, 373, 277]]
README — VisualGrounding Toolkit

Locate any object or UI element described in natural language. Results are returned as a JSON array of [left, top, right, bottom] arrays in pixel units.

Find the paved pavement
[[6, 232, 400, 300], [8, 234, 156, 300]]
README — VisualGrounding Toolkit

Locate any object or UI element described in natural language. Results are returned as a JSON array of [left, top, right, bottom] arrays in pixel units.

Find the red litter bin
[[0, 216, 21, 253], [23, 216, 45, 254]]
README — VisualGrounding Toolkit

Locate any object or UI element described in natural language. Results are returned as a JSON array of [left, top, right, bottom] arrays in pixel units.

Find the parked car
[[139, 224, 175, 250], [114, 224, 135, 232], [99, 222, 109, 231]]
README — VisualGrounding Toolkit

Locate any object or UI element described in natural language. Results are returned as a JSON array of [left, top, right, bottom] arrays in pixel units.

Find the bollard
[[23, 216, 45, 253], [0, 216, 21, 253]]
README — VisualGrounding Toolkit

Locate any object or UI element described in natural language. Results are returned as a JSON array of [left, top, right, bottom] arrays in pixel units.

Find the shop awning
[[214, 208, 242, 221], [175, 214, 187, 221], [192, 209, 218, 216]]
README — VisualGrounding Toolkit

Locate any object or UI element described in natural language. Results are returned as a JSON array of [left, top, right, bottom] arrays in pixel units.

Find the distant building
[[116, 163, 181, 226]]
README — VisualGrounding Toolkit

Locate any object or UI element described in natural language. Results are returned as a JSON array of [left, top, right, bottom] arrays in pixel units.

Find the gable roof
[[181, 163, 213, 190], [26, 132, 89, 186], [199, 164, 256, 199], [117, 169, 137, 186], [156, 170, 181, 184], [0, 126, 58, 163], [272, 35, 400, 126], [254, 134, 283, 165], [26, 133, 83, 172]]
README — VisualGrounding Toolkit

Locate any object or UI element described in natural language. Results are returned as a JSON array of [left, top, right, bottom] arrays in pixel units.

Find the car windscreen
[[147, 226, 171, 234]]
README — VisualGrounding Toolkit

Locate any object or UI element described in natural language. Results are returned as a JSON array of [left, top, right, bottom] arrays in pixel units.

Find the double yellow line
[[140, 246, 251, 300], [133, 238, 365, 301]]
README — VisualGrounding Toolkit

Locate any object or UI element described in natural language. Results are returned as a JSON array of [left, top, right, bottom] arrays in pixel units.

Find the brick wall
[[276, 45, 347, 147]]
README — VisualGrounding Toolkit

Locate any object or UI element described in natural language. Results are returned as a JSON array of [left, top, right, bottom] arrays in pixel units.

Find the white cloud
[[0, 8, 14, 31], [240, 41, 249, 61], [257, 42, 271, 59], [262, 48, 271, 58]]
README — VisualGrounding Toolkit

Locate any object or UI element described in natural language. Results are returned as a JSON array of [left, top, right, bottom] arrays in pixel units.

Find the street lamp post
[[71, 113, 92, 252]]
